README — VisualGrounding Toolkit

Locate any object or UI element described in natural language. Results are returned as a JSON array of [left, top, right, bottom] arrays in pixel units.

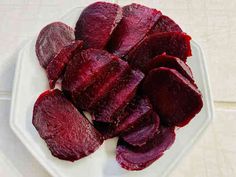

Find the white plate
[[10, 7, 214, 177]]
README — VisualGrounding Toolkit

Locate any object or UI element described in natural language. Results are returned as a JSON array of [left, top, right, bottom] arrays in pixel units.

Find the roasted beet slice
[[116, 126, 175, 170], [75, 2, 122, 49], [62, 49, 115, 102], [76, 59, 130, 110], [32, 89, 103, 162], [127, 32, 191, 70], [142, 67, 203, 127], [93, 121, 116, 140], [150, 15, 182, 34], [107, 3, 162, 58], [121, 112, 160, 147], [46, 40, 83, 88], [145, 53, 194, 83], [91, 70, 144, 123], [35, 22, 74, 68]]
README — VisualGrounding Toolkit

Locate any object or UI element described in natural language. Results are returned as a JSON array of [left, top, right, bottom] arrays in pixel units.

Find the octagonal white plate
[[10, 7, 214, 177]]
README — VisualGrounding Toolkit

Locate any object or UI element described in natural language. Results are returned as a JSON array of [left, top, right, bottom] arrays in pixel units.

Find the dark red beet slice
[[35, 22, 75, 68], [107, 3, 162, 58], [46, 40, 83, 88], [121, 112, 160, 147], [142, 67, 203, 127], [91, 70, 144, 123], [145, 53, 194, 84], [127, 32, 192, 71], [76, 59, 130, 110], [116, 126, 175, 170], [93, 121, 116, 140], [75, 2, 122, 49], [62, 49, 115, 102], [32, 89, 103, 162], [150, 15, 182, 34]]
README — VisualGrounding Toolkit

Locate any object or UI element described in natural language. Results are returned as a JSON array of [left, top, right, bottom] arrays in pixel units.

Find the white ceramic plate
[[10, 7, 214, 177]]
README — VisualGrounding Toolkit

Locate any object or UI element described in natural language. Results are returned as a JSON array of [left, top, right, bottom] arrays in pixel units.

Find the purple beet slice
[[107, 3, 162, 58], [127, 32, 192, 71], [62, 49, 115, 102], [142, 67, 203, 127], [145, 53, 194, 84], [32, 89, 103, 162], [75, 2, 122, 49], [116, 126, 175, 170], [121, 112, 160, 147], [46, 40, 83, 88], [35, 22, 75, 68], [150, 15, 182, 34], [91, 70, 144, 123]]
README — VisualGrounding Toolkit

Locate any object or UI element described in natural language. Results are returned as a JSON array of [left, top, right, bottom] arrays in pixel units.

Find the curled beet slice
[[121, 112, 160, 147], [46, 40, 83, 88], [150, 15, 182, 34], [107, 3, 162, 57], [116, 126, 175, 170], [75, 2, 122, 49], [142, 67, 203, 127], [32, 89, 103, 162], [145, 53, 194, 84], [127, 32, 191, 71], [35, 22, 75, 68]]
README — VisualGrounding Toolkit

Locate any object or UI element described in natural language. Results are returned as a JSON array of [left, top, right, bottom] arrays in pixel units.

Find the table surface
[[0, 0, 235, 177]]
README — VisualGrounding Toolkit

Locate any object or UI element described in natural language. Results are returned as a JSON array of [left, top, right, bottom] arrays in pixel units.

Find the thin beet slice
[[32, 89, 103, 162], [76, 59, 129, 110], [62, 49, 115, 102], [46, 40, 83, 88], [93, 121, 116, 140], [115, 96, 152, 135], [121, 112, 160, 147], [150, 15, 182, 34], [107, 3, 162, 57], [142, 67, 203, 127], [116, 126, 175, 170], [145, 53, 194, 84], [35, 22, 75, 68], [91, 70, 144, 123], [75, 2, 122, 49], [127, 32, 191, 71]]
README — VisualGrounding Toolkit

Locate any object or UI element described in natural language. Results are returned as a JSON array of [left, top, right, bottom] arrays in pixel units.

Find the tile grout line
[[0, 92, 11, 100]]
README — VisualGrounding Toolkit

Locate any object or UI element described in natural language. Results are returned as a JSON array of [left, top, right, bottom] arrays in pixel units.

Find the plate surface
[[10, 7, 214, 177]]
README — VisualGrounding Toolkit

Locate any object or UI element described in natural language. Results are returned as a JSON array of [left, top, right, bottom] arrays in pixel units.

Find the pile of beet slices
[[33, 2, 203, 171]]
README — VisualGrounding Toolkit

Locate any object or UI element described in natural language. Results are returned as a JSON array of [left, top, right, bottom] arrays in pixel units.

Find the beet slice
[[62, 49, 115, 102], [121, 112, 160, 147], [116, 126, 175, 170], [142, 67, 203, 127], [107, 3, 162, 58], [145, 53, 194, 84], [32, 89, 103, 162], [46, 40, 83, 88], [75, 2, 122, 49], [150, 15, 182, 34], [91, 70, 144, 123], [93, 121, 116, 140], [35, 22, 75, 68], [127, 32, 191, 71]]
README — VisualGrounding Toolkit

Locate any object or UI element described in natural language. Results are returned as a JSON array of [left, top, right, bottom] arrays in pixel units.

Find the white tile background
[[0, 0, 235, 177]]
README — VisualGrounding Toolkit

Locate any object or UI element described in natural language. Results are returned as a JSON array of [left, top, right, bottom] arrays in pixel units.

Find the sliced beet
[[32, 89, 103, 162], [116, 126, 175, 170], [142, 67, 203, 127], [121, 112, 160, 147], [35, 22, 75, 68], [46, 40, 83, 88], [91, 70, 144, 123], [150, 15, 182, 34], [127, 32, 192, 71], [75, 2, 122, 49], [145, 53, 194, 83], [62, 49, 115, 102], [93, 121, 116, 140], [107, 3, 162, 58]]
